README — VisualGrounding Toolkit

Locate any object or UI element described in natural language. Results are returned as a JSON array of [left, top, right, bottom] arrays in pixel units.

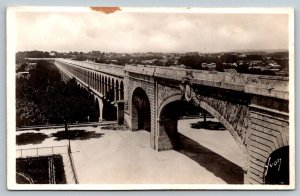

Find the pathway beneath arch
[[177, 118, 245, 184], [16, 122, 245, 184], [131, 87, 151, 132]]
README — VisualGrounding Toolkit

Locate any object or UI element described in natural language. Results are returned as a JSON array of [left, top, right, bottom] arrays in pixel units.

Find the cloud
[[16, 11, 289, 53]]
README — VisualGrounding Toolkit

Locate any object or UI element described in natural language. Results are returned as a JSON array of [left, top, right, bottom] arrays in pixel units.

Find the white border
[[6, 6, 295, 190]]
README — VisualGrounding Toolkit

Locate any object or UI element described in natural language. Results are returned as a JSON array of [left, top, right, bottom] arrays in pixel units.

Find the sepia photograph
[[6, 6, 294, 190]]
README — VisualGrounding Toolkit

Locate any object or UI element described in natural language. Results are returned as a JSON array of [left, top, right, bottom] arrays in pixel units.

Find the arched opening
[[158, 99, 245, 184], [96, 73, 99, 91], [116, 80, 119, 101], [95, 97, 103, 121], [102, 98, 117, 121], [84, 70, 87, 84], [159, 100, 203, 149], [94, 73, 96, 89], [107, 77, 111, 101], [101, 75, 104, 95], [99, 75, 102, 92], [89, 71, 92, 86], [120, 81, 124, 100], [131, 87, 151, 132], [98, 74, 101, 92], [93, 72, 95, 88], [104, 77, 107, 97], [92, 72, 94, 88], [111, 79, 115, 102]]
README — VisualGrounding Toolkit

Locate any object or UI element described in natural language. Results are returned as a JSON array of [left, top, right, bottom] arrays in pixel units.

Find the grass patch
[[16, 155, 66, 184], [51, 129, 104, 141], [16, 132, 49, 145]]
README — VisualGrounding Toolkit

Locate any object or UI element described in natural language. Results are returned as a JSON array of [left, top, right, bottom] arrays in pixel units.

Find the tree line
[[16, 61, 99, 127]]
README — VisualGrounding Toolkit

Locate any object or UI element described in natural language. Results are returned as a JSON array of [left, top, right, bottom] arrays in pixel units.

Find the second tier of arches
[[56, 61, 124, 104]]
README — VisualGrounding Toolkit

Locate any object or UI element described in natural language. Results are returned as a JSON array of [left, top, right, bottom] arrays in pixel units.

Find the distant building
[[202, 63, 216, 70], [110, 60, 118, 63]]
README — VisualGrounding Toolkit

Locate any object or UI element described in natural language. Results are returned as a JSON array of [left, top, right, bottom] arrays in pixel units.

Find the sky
[[15, 9, 290, 53]]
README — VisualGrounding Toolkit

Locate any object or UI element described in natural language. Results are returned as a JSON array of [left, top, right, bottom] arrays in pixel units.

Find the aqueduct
[[124, 64, 289, 184], [29, 58, 289, 184], [54, 59, 125, 122]]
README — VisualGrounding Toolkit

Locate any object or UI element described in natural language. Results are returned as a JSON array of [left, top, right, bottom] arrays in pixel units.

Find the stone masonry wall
[[246, 105, 289, 184], [126, 73, 156, 149]]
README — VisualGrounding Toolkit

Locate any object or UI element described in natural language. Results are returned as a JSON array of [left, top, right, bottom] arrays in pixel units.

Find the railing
[[125, 64, 289, 100], [16, 145, 68, 158], [16, 145, 79, 184], [125, 64, 288, 90], [16, 121, 117, 131], [67, 145, 79, 184]]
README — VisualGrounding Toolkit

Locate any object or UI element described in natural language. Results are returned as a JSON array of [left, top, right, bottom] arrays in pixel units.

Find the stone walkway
[[16, 118, 244, 184]]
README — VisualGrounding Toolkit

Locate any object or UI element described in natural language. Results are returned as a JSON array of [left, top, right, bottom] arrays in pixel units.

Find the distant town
[[16, 50, 289, 76]]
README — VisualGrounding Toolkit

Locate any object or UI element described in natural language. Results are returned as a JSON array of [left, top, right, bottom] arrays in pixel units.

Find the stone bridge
[[123, 64, 289, 185], [29, 58, 289, 184], [53, 59, 125, 122]]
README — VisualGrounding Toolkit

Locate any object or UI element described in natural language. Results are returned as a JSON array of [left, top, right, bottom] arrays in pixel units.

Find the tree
[[16, 61, 100, 127]]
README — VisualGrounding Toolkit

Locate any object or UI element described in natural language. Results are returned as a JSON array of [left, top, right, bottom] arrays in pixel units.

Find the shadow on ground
[[176, 133, 244, 184], [190, 121, 226, 131], [16, 132, 49, 145], [101, 124, 128, 131], [51, 129, 104, 141]]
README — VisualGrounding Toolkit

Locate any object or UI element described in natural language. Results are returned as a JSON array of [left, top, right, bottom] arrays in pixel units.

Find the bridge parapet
[[27, 58, 125, 78], [125, 64, 290, 185], [56, 59, 125, 78], [125, 65, 288, 100]]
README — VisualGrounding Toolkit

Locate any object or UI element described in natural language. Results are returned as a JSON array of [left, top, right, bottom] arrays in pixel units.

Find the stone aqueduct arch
[[131, 87, 151, 132], [40, 59, 289, 185], [54, 59, 124, 122], [127, 81, 288, 184], [157, 92, 246, 151], [124, 65, 289, 184], [156, 89, 248, 169]]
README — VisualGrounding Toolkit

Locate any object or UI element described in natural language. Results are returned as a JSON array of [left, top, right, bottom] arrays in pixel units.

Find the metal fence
[[16, 145, 79, 184], [16, 145, 68, 158], [67, 146, 79, 184]]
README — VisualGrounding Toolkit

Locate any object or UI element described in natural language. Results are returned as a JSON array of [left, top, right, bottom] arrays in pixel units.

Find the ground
[[16, 118, 244, 184]]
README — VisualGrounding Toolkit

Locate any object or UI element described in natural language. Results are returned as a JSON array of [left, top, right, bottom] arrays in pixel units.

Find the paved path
[[16, 119, 244, 184]]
